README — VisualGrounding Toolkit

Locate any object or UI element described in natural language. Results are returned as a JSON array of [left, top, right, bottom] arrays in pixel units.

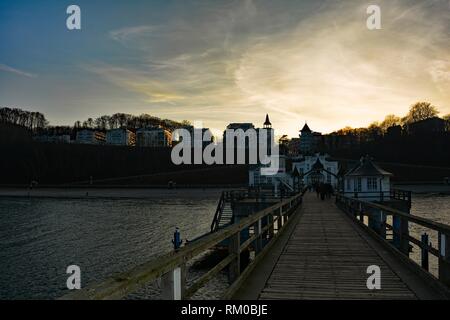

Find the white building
[[223, 115, 274, 164], [136, 127, 172, 147], [76, 130, 106, 145], [106, 129, 136, 146], [343, 156, 392, 201], [248, 155, 292, 192], [292, 153, 339, 188]]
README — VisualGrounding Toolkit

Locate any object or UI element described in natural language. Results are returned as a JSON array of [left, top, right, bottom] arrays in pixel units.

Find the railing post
[[359, 203, 364, 223], [228, 232, 241, 284], [268, 213, 275, 239], [379, 210, 386, 239], [261, 215, 269, 246], [279, 207, 284, 228], [438, 232, 450, 286], [368, 209, 386, 238], [393, 215, 409, 256], [161, 263, 186, 300], [421, 233, 429, 271], [255, 218, 262, 254]]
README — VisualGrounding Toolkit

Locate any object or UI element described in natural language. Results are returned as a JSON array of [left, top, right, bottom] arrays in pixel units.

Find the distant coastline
[[1, 182, 449, 200], [0, 187, 228, 200], [393, 183, 450, 195]]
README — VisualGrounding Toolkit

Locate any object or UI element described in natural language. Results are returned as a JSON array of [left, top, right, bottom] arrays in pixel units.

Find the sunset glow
[[1, 0, 449, 137]]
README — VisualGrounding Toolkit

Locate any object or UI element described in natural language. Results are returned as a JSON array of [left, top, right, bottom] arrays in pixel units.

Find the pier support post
[[438, 232, 450, 286], [228, 232, 241, 284], [161, 263, 186, 300], [421, 233, 429, 271]]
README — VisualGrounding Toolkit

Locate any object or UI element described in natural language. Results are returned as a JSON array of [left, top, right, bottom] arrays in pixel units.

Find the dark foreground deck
[[233, 193, 446, 300]]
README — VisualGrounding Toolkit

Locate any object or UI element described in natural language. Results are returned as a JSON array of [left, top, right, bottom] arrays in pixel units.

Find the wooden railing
[[210, 188, 299, 232], [340, 189, 411, 201], [61, 191, 305, 300], [336, 194, 450, 290]]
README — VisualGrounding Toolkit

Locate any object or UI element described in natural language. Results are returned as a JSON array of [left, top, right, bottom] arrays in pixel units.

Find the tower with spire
[[258, 114, 274, 157], [263, 114, 272, 129]]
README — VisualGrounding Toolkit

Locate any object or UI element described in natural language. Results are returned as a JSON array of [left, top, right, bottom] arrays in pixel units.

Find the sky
[[0, 0, 449, 137]]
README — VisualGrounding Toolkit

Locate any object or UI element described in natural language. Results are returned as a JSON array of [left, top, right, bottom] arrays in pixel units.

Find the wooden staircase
[[210, 191, 240, 232]]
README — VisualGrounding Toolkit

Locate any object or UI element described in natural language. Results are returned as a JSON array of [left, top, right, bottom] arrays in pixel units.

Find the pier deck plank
[[234, 193, 446, 300]]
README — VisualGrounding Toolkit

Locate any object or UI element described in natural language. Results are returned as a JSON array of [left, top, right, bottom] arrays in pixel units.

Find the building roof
[[292, 166, 301, 177], [301, 123, 312, 133], [226, 123, 255, 130], [264, 114, 272, 126], [311, 158, 324, 171], [345, 156, 392, 177]]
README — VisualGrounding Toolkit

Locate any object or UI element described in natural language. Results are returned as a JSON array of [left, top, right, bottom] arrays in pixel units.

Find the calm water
[[0, 191, 221, 299], [409, 194, 450, 277], [0, 191, 449, 299]]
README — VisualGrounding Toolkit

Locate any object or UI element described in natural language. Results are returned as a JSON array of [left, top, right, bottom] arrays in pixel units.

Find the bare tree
[[380, 114, 401, 132], [404, 102, 439, 124]]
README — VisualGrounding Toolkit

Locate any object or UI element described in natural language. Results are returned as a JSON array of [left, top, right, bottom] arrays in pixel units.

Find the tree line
[[322, 102, 450, 167], [0, 107, 48, 130], [73, 113, 191, 132], [0, 107, 192, 135], [331, 102, 450, 139]]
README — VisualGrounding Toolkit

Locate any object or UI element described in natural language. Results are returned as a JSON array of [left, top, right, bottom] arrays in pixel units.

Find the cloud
[[428, 60, 450, 83], [109, 25, 159, 43], [0, 64, 36, 78], [89, 0, 450, 136]]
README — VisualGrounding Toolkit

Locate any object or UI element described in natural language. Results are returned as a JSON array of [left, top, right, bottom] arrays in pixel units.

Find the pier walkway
[[62, 189, 450, 300], [233, 193, 446, 300]]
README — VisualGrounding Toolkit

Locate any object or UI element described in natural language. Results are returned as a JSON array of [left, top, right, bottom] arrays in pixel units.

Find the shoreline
[[0, 187, 229, 200], [393, 183, 450, 195], [1, 183, 449, 200]]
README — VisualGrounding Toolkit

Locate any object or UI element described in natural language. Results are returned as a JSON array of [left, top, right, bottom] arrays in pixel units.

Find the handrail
[[61, 191, 304, 300], [336, 194, 450, 234], [210, 191, 225, 232], [336, 193, 450, 289], [340, 189, 411, 202]]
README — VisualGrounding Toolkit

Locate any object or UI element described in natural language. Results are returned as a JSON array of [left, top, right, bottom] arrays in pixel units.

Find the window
[[354, 177, 362, 192], [367, 177, 378, 191], [347, 178, 351, 190]]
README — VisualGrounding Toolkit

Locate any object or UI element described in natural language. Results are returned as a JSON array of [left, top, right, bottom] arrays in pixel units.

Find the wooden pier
[[61, 189, 450, 300], [233, 193, 446, 299]]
